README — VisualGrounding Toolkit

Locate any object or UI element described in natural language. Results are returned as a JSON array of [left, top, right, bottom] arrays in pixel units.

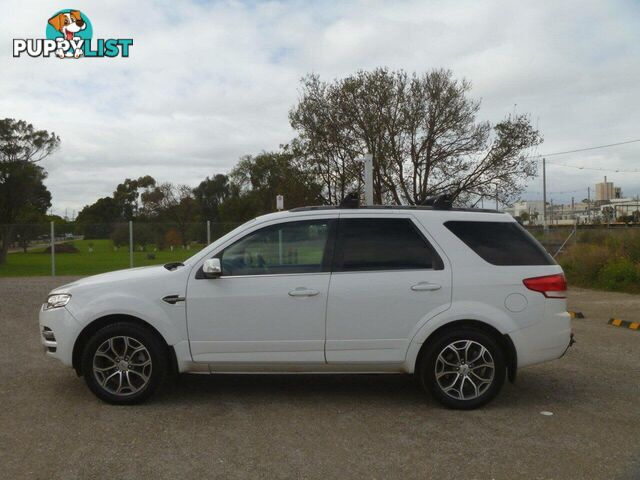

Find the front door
[[186, 217, 336, 364], [325, 215, 452, 364]]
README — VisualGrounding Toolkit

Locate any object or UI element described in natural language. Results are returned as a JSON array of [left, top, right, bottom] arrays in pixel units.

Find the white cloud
[[1, 0, 639, 214]]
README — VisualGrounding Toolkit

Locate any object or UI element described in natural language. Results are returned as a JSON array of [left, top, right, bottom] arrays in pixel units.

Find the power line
[[544, 163, 640, 174], [526, 188, 586, 195], [532, 138, 640, 159]]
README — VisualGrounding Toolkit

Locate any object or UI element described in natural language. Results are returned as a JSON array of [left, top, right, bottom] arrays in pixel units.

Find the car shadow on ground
[[45, 362, 589, 410], [141, 367, 592, 410]]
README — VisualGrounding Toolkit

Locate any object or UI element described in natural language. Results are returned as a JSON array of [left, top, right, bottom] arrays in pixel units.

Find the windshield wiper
[[163, 262, 184, 271]]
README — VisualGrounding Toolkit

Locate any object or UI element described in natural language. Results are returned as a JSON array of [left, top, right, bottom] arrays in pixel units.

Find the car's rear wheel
[[81, 322, 168, 405], [418, 328, 506, 409]]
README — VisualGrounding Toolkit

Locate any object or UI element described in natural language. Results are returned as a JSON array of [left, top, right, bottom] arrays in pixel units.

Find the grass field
[[0, 239, 203, 277]]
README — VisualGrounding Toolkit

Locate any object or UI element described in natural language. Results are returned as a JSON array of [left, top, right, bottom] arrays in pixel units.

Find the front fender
[[66, 292, 188, 347]]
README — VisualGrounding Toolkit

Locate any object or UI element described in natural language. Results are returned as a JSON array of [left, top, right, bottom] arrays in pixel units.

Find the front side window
[[334, 218, 441, 272], [220, 220, 331, 276]]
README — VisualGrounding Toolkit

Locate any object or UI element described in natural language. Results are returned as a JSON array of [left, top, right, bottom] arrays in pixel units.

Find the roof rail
[[419, 194, 453, 209], [289, 205, 502, 214]]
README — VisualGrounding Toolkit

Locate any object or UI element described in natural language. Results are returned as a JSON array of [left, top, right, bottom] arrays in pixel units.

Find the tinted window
[[221, 220, 331, 276], [334, 218, 440, 271], [444, 221, 555, 266]]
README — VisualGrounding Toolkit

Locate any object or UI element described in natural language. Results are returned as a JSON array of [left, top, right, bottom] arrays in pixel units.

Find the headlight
[[44, 293, 71, 310]]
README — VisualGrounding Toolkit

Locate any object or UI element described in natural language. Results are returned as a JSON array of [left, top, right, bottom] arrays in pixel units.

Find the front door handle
[[411, 282, 441, 292], [288, 287, 320, 297], [162, 294, 185, 304]]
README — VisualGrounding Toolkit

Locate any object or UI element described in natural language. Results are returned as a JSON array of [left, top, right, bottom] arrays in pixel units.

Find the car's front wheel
[[81, 322, 168, 405], [418, 328, 506, 409]]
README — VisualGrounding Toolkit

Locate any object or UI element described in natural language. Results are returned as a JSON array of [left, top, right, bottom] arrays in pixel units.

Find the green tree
[[76, 176, 157, 239], [519, 211, 531, 225], [223, 151, 322, 222], [289, 68, 541, 206], [75, 196, 122, 239], [140, 183, 200, 246], [0, 119, 58, 263], [193, 174, 230, 222], [113, 175, 156, 220], [13, 205, 49, 253]]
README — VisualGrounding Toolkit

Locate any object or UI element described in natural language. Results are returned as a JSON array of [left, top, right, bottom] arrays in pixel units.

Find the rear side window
[[444, 221, 555, 266], [334, 218, 442, 271]]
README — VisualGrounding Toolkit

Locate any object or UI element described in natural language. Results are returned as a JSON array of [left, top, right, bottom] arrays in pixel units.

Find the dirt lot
[[1, 277, 638, 479]]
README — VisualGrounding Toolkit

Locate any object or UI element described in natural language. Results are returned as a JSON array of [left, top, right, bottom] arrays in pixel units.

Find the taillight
[[523, 274, 567, 298]]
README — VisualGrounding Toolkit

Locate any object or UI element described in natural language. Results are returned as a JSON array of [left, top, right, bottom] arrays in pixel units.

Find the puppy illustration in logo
[[48, 10, 86, 58]]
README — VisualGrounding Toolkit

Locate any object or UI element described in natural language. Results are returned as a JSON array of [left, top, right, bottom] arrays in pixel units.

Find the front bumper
[[38, 305, 81, 367]]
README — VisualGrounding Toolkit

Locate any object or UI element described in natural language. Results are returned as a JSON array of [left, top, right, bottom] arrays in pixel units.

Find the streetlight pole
[[542, 158, 548, 231]]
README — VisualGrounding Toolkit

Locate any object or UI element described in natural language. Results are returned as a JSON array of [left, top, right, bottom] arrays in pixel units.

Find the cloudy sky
[[2, 0, 639, 215]]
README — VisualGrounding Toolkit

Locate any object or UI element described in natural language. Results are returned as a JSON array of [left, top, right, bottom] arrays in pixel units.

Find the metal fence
[[0, 221, 242, 277], [530, 223, 640, 256], [1, 221, 639, 277]]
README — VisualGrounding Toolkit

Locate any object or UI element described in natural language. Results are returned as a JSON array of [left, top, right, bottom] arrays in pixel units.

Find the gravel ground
[[0, 277, 638, 480]]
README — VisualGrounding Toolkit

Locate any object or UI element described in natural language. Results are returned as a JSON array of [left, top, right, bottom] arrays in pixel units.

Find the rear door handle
[[288, 287, 320, 297], [411, 282, 441, 292]]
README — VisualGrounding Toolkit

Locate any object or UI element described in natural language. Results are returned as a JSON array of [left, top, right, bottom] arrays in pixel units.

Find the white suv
[[39, 204, 572, 409]]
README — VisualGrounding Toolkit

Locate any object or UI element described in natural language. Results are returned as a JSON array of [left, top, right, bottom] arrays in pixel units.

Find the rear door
[[325, 214, 452, 364]]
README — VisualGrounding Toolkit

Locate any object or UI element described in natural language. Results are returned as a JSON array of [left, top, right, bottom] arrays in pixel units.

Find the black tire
[[418, 328, 506, 410], [81, 322, 168, 405]]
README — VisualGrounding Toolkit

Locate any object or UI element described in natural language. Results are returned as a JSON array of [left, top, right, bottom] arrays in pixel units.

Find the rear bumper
[[510, 309, 572, 368]]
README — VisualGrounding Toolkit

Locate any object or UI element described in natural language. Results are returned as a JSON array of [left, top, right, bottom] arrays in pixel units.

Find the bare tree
[[289, 68, 541, 206]]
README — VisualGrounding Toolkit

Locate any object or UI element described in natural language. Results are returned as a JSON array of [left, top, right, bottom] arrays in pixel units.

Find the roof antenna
[[340, 191, 360, 209]]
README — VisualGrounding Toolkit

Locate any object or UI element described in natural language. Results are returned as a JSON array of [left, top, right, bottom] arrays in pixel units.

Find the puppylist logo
[[13, 9, 133, 59]]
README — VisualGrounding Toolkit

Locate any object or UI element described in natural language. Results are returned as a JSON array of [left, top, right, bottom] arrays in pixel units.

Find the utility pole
[[587, 186, 591, 223], [542, 158, 548, 231], [363, 154, 373, 206], [495, 184, 499, 210], [571, 197, 575, 221]]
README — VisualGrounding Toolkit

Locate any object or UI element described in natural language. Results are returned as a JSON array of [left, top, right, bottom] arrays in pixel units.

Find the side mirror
[[202, 258, 222, 278]]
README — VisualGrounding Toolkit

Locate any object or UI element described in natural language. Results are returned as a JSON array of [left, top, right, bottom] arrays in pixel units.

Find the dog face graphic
[[48, 10, 86, 41]]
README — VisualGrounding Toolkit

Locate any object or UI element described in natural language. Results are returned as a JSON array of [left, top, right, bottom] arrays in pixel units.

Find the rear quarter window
[[444, 220, 555, 266]]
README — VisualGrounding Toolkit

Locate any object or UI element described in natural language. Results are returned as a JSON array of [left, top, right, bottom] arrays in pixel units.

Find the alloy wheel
[[434, 339, 495, 400], [92, 336, 152, 396]]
